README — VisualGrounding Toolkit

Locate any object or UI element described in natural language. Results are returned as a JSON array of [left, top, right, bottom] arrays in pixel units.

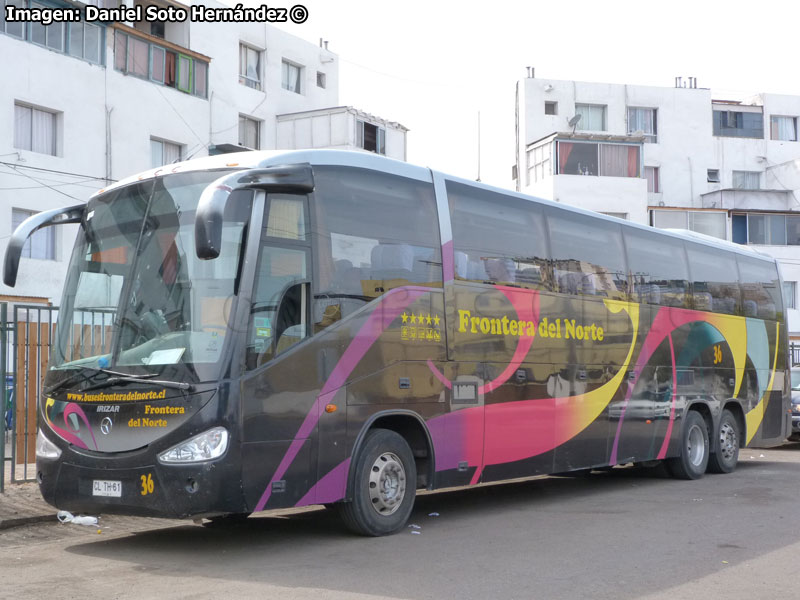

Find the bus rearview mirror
[[3, 204, 84, 288], [195, 164, 314, 260]]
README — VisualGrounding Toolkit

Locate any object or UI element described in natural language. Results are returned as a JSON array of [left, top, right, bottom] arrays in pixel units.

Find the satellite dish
[[568, 114, 582, 134]]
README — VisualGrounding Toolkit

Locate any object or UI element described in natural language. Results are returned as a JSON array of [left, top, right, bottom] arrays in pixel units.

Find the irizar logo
[[97, 405, 120, 413]]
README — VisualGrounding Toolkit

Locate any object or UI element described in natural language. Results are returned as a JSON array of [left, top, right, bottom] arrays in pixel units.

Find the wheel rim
[[718, 421, 738, 462], [368, 452, 406, 516], [687, 424, 706, 467]]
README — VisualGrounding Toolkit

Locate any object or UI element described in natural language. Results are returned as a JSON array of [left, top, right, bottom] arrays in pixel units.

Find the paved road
[[2, 443, 800, 600]]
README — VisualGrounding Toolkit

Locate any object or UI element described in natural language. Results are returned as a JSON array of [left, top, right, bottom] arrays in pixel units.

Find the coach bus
[[4, 150, 789, 536]]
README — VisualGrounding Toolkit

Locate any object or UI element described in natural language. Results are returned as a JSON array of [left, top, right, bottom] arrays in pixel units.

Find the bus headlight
[[36, 430, 62, 460], [157, 427, 229, 464]]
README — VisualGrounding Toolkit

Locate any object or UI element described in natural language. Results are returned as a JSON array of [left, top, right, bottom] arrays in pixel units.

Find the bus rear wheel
[[339, 428, 416, 536], [707, 409, 740, 474], [667, 410, 709, 480]]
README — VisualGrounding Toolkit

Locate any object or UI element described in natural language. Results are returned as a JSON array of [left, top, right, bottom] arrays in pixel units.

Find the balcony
[[700, 189, 794, 212], [112, 21, 209, 99]]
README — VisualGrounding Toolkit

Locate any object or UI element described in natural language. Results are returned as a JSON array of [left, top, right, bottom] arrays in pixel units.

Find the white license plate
[[92, 479, 122, 497]]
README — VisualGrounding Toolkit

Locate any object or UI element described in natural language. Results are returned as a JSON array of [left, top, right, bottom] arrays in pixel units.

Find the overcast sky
[[253, 0, 797, 188]]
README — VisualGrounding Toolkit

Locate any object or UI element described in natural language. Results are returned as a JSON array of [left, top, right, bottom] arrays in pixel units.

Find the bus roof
[[95, 149, 432, 197]]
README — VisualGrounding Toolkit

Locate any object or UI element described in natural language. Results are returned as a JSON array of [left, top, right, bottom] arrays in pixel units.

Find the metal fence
[[2, 302, 58, 491], [792, 342, 800, 368], [2, 302, 117, 491]]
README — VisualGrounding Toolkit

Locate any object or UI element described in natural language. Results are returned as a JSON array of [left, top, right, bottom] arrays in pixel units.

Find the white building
[[0, 0, 406, 305], [515, 75, 800, 338]]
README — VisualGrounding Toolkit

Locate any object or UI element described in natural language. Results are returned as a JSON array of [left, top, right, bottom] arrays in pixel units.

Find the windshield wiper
[[82, 375, 192, 392], [45, 366, 157, 396]]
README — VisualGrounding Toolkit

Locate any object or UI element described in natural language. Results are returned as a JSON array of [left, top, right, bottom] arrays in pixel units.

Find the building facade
[[1, 0, 406, 304], [515, 75, 800, 338]]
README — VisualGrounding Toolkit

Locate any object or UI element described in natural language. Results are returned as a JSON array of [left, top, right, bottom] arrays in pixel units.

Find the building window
[[2, 0, 26, 39], [238, 115, 260, 149], [544, 101, 557, 115], [600, 212, 628, 220], [556, 141, 639, 178], [150, 138, 182, 168], [627, 107, 657, 143], [574, 104, 606, 131], [784, 281, 797, 309], [651, 210, 726, 240], [732, 170, 761, 190], [282, 60, 302, 93], [150, 20, 165, 39], [733, 213, 800, 246], [14, 103, 57, 156], [645, 166, 660, 193], [2, 1, 105, 64], [239, 43, 261, 90], [707, 169, 720, 183], [68, 20, 102, 63], [30, 1, 65, 51], [526, 143, 551, 184], [316, 71, 326, 89], [115, 31, 208, 98], [770, 116, 797, 141], [12, 208, 55, 260], [357, 120, 386, 154], [713, 109, 764, 139]]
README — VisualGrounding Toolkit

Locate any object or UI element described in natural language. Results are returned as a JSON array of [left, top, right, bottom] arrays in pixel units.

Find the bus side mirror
[[195, 164, 314, 260], [3, 203, 84, 287]]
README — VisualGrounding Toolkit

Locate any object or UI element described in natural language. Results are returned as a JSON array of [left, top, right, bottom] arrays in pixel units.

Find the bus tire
[[667, 410, 709, 480], [707, 409, 740, 474], [339, 428, 416, 536]]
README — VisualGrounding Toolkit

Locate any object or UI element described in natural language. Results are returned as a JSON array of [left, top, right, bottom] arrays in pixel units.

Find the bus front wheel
[[667, 410, 709, 480], [340, 428, 416, 536]]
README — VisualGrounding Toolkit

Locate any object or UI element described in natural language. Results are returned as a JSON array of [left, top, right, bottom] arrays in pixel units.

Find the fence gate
[[1, 303, 58, 490]]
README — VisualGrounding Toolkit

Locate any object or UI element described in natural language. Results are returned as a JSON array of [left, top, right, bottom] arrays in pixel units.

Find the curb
[[0, 513, 53, 530]]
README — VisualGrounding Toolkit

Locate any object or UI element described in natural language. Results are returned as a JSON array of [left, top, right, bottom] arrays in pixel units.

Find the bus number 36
[[713, 344, 723, 365], [140, 473, 154, 496]]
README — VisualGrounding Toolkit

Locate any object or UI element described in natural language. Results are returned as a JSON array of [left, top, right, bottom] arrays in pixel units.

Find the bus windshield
[[49, 170, 250, 386]]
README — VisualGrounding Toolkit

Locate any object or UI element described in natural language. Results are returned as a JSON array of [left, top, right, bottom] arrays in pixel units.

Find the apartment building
[[0, 0, 406, 304], [515, 75, 800, 337]]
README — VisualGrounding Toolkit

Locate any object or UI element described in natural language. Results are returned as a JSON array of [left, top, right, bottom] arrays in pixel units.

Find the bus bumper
[[36, 452, 246, 520]]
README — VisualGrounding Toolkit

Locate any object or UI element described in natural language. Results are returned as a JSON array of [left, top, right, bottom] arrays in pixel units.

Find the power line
[[0, 163, 85, 202], [0, 161, 112, 182], [0, 172, 106, 191]]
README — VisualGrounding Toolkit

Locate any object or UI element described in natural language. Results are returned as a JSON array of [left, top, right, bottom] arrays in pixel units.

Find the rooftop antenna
[[568, 114, 581, 134]]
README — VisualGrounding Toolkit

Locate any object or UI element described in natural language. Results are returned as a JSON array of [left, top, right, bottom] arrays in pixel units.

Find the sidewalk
[[0, 476, 54, 530], [0, 480, 53, 530]]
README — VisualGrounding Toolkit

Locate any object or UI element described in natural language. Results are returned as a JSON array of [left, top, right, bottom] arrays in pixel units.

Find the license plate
[[92, 479, 122, 497]]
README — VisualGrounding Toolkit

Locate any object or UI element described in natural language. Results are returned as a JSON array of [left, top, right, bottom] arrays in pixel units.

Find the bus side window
[[548, 211, 627, 299], [737, 255, 780, 320], [686, 245, 741, 315], [447, 181, 550, 290], [311, 167, 442, 332], [623, 229, 689, 307]]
